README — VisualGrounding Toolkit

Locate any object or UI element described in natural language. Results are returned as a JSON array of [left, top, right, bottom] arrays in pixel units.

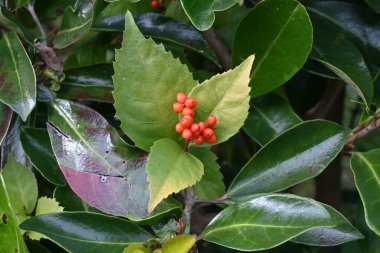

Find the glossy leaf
[[365, 0, 380, 13], [123, 244, 150, 253], [243, 93, 302, 146], [188, 55, 254, 146], [0, 171, 27, 253], [59, 64, 114, 103], [228, 120, 349, 201], [93, 13, 218, 65], [179, 0, 238, 31], [113, 12, 197, 151], [0, 6, 33, 44], [20, 212, 153, 253], [0, 102, 12, 145], [53, 186, 101, 212], [20, 127, 66, 186], [232, 0, 312, 97], [190, 147, 225, 200], [53, 0, 96, 49], [292, 204, 363, 246], [309, 12, 373, 109], [350, 149, 380, 236], [147, 138, 204, 212], [0, 31, 36, 121], [162, 235, 196, 253], [202, 194, 335, 251]]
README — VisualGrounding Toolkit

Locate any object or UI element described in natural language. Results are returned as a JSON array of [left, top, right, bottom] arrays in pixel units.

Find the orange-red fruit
[[193, 131, 201, 138], [175, 123, 184, 133], [151, 0, 159, 8], [182, 107, 194, 117], [190, 123, 200, 133], [198, 122, 206, 132], [203, 128, 214, 138], [173, 103, 184, 113], [194, 136, 204, 145], [205, 135, 216, 144], [180, 116, 193, 128], [176, 92, 187, 104], [182, 129, 192, 140], [207, 115, 217, 126], [184, 98, 197, 109]]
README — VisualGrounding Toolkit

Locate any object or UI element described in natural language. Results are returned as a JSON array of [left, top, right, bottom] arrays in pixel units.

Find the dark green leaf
[[243, 93, 302, 146], [374, 71, 380, 107], [350, 149, 380, 236], [0, 6, 33, 44], [232, 0, 313, 97], [202, 194, 336, 251], [365, 0, 380, 13], [228, 120, 349, 201], [20, 127, 66, 186], [53, 186, 100, 212], [20, 212, 153, 253], [0, 103, 12, 145], [0, 31, 36, 121]]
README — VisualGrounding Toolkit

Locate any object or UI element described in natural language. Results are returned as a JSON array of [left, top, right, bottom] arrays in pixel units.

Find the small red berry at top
[[151, 0, 159, 8], [173, 103, 184, 113], [207, 115, 217, 126], [176, 92, 187, 104], [184, 98, 197, 109]]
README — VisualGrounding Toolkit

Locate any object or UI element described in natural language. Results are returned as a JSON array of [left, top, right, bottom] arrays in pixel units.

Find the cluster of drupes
[[173, 92, 217, 145]]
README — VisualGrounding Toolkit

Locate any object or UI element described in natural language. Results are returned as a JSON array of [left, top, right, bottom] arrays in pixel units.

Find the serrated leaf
[[190, 147, 225, 200], [202, 194, 336, 251], [0, 103, 12, 145], [350, 149, 380, 236], [162, 235, 196, 253], [228, 120, 349, 201], [20, 212, 153, 253], [147, 139, 204, 212], [0, 31, 36, 121], [113, 12, 198, 151], [243, 93, 302, 146], [188, 55, 254, 146]]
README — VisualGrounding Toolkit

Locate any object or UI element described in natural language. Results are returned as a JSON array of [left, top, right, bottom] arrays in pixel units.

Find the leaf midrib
[[357, 153, 380, 187]]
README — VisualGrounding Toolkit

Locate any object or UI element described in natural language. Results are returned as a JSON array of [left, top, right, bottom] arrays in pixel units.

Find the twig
[[184, 187, 195, 225], [345, 116, 380, 149], [202, 28, 232, 70], [26, 4, 46, 38]]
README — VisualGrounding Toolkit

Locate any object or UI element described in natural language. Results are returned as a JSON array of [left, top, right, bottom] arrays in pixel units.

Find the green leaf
[[0, 103, 12, 145], [188, 55, 254, 146], [190, 147, 225, 200], [20, 127, 66, 186], [53, 186, 100, 212], [162, 235, 196, 253], [20, 212, 153, 253], [0, 172, 27, 253], [202, 194, 336, 251], [123, 244, 150, 253], [232, 0, 313, 97], [350, 149, 380, 236], [0, 6, 33, 44], [228, 120, 349, 201], [309, 12, 373, 109], [292, 204, 363, 246], [0, 31, 36, 121], [243, 93, 302, 146], [147, 138, 204, 212], [179, 0, 238, 31], [113, 12, 197, 151], [53, 0, 96, 49], [365, 0, 380, 13], [1, 155, 38, 216], [374, 71, 380, 108]]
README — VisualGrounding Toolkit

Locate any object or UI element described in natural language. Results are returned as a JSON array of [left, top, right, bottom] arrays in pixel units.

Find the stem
[[202, 28, 232, 70], [27, 4, 46, 39], [184, 187, 195, 226], [345, 116, 380, 149]]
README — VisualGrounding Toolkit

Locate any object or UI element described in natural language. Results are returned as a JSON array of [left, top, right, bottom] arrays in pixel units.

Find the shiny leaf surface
[[350, 149, 380, 236], [0, 102, 12, 145], [113, 12, 197, 151], [188, 55, 254, 146], [20, 212, 153, 253], [162, 235, 196, 253], [53, 186, 101, 212], [243, 93, 302, 146], [0, 31, 36, 121], [20, 128, 66, 186], [202, 194, 336, 251], [228, 120, 349, 201], [232, 0, 312, 97], [147, 138, 203, 212]]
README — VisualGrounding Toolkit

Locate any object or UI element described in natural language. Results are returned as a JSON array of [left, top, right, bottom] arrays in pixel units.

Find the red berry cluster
[[173, 92, 217, 145]]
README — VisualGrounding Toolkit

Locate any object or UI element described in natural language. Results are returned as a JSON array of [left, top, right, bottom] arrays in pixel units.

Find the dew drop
[[100, 176, 107, 183]]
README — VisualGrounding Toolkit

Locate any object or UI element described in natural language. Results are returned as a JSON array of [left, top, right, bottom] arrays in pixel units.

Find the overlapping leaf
[[0, 102, 12, 145]]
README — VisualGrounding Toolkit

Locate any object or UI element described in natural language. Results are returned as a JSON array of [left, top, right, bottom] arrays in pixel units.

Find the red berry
[[176, 92, 187, 104], [151, 0, 159, 8], [182, 129, 192, 140], [193, 131, 201, 138], [190, 123, 200, 133], [175, 123, 184, 133], [184, 98, 197, 109], [203, 128, 214, 138], [173, 103, 184, 113], [194, 136, 204, 145], [207, 115, 217, 126], [180, 116, 193, 128], [205, 134, 216, 144], [198, 122, 206, 132], [182, 107, 194, 117]]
